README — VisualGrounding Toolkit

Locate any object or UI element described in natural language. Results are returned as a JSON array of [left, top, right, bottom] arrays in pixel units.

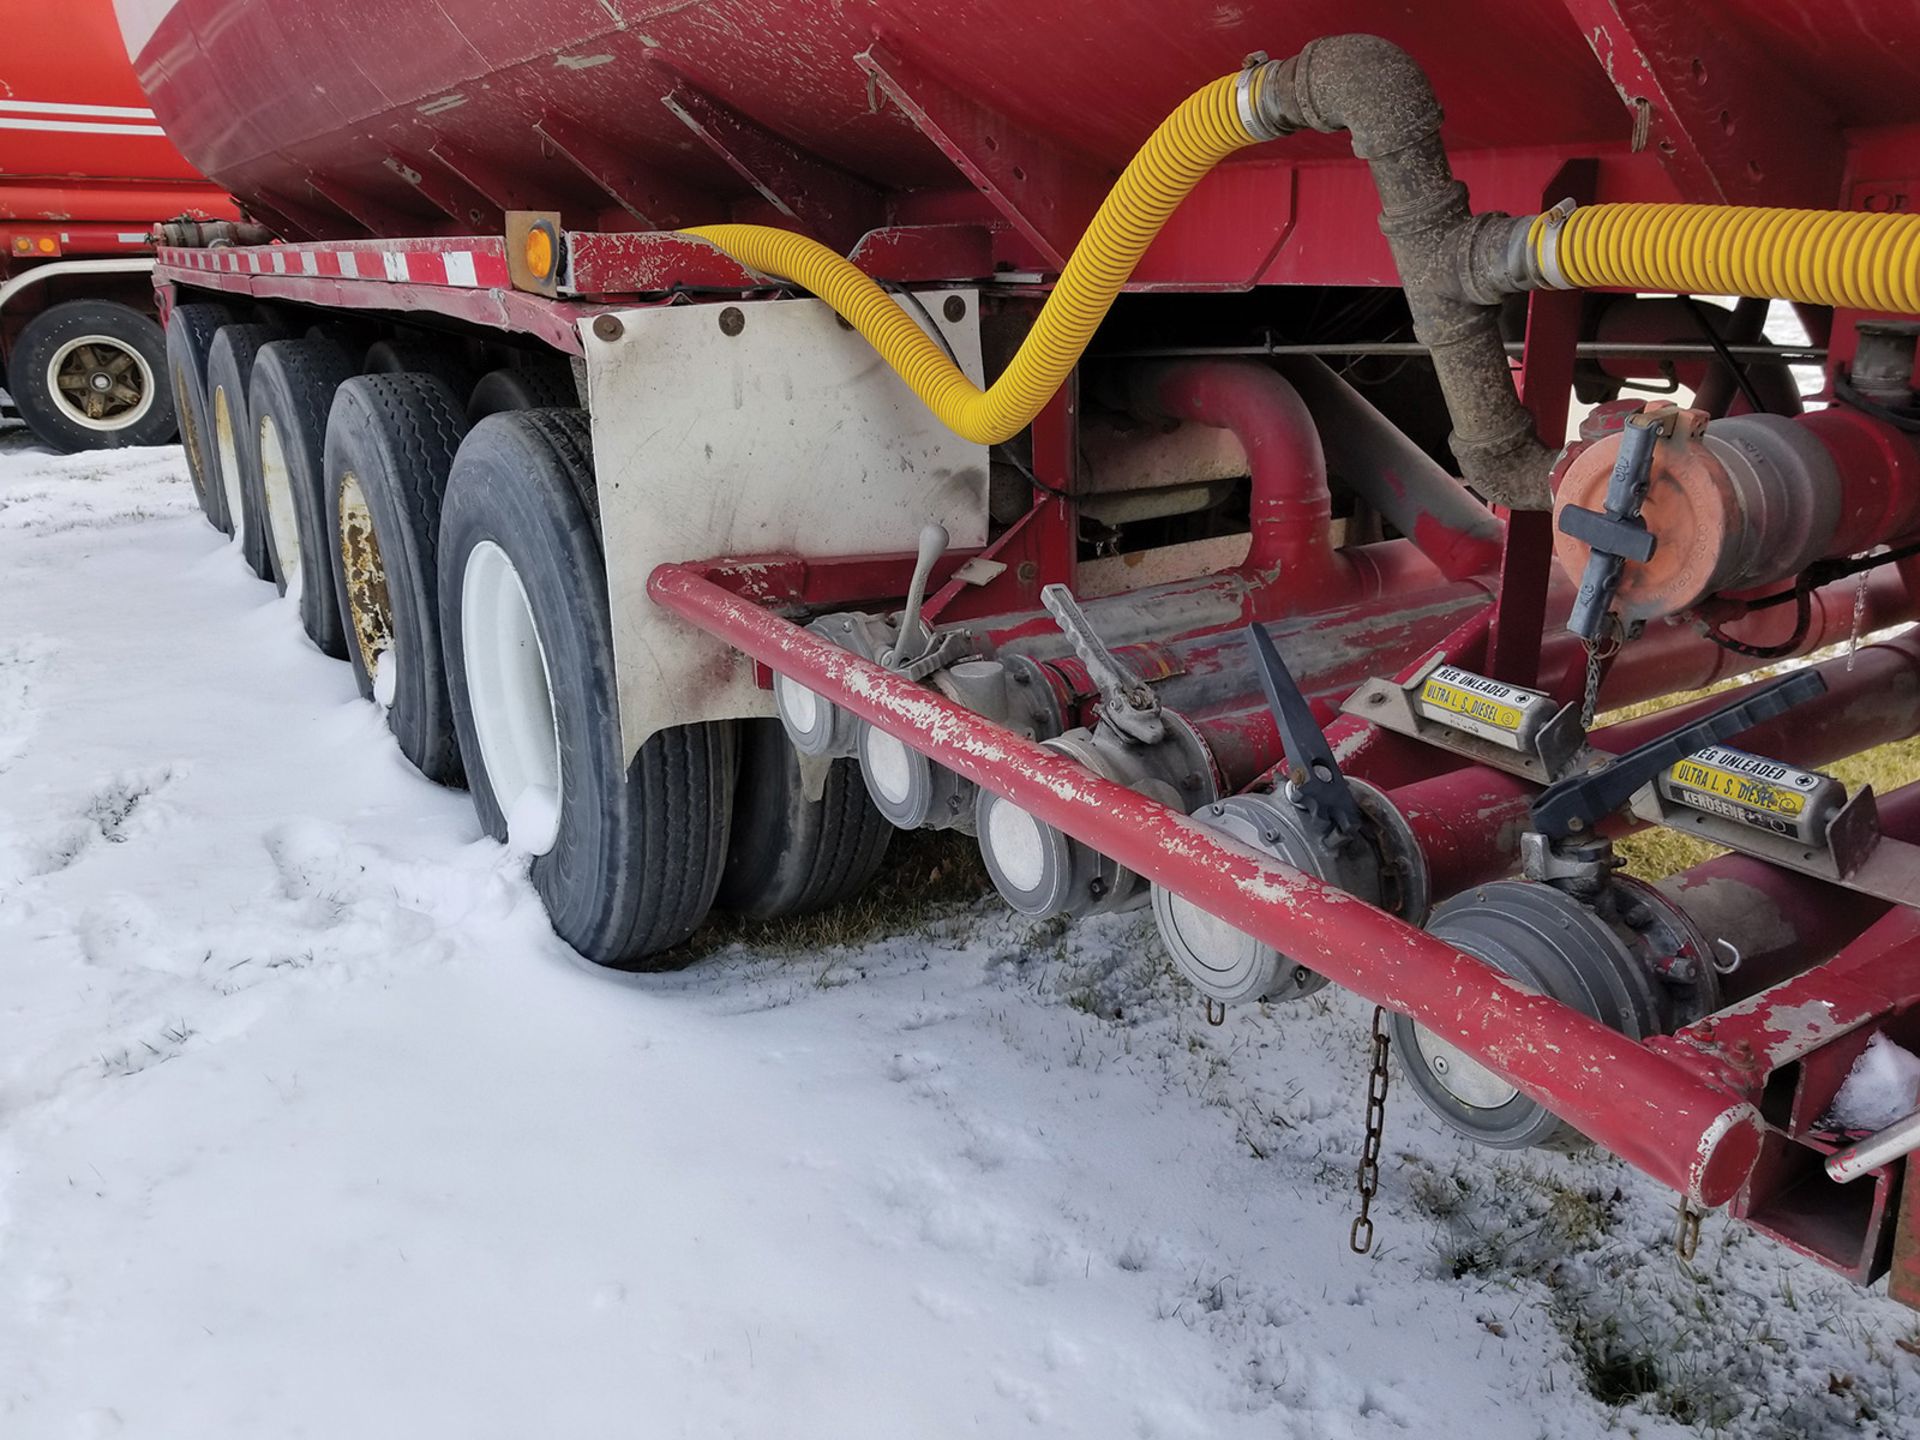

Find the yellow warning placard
[[1419, 674, 1524, 733], [1668, 758, 1807, 817]]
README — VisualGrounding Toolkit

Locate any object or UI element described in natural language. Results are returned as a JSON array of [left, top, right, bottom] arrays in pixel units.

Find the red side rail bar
[[648, 561, 1763, 1206]]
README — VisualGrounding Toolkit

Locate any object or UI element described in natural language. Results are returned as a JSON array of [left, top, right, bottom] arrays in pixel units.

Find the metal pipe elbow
[[1259, 34, 1444, 159]]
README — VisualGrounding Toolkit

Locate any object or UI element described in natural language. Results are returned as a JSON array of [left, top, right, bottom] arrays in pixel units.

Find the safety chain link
[[1350, 1006, 1392, 1255], [1675, 1197, 1703, 1262], [1579, 616, 1624, 730], [1848, 566, 1870, 672]]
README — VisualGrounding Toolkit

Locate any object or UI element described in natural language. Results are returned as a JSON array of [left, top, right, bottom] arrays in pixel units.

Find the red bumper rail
[[649, 561, 1763, 1207]]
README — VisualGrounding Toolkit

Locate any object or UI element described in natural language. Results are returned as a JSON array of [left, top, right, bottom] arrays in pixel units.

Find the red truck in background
[[0, 0, 235, 451]]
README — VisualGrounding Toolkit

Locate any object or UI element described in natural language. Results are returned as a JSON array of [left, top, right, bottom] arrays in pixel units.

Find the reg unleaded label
[[1661, 745, 1837, 841], [1414, 666, 1551, 749]]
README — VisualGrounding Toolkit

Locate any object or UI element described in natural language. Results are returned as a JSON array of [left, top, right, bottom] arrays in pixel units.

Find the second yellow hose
[[680, 71, 1264, 446], [1541, 202, 1920, 314]]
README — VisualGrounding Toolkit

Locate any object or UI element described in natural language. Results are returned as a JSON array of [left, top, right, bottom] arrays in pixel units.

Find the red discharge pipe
[[1128, 361, 1345, 596], [649, 561, 1763, 1207]]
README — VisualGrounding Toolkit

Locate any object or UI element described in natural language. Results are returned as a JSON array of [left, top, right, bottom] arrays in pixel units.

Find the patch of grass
[[670, 828, 989, 963]]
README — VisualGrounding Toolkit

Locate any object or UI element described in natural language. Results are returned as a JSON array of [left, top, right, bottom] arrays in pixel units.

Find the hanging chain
[[1675, 1196, 1703, 1261], [1350, 1006, 1392, 1255], [1848, 566, 1870, 672], [1579, 616, 1624, 730]]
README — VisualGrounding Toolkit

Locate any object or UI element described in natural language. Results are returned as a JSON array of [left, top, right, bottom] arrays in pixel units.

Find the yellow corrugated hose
[[680, 71, 1264, 446], [1538, 202, 1920, 313]]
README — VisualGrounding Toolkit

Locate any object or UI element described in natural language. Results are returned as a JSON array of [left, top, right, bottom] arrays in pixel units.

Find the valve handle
[[1530, 668, 1828, 840], [1249, 624, 1364, 840], [1041, 583, 1165, 745], [894, 522, 950, 660], [1560, 406, 1672, 642]]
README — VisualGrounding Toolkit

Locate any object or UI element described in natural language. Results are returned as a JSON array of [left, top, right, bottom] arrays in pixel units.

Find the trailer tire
[[718, 720, 892, 921], [323, 374, 470, 784], [364, 339, 478, 400], [7, 299, 175, 454], [165, 301, 234, 528], [250, 337, 356, 657], [465, 364, 577, 424], [439, 409, 734, 965], [205, 322, 286, 580]]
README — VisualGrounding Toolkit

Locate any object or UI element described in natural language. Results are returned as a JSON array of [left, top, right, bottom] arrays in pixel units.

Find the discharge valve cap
[[1152, 627, 1428, 1005]]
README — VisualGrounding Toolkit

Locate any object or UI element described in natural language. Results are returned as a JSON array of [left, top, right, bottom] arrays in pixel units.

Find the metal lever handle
[[1561, 408, 1668, 642], [1530, 668, 1828, 840], [1040, 583, 1164, 744], [1249, 624, 1364, 840], [895, 523, 949, 660]]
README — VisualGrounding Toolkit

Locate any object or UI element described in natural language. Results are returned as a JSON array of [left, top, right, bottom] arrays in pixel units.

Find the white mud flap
[[582, 291, 988, 760]]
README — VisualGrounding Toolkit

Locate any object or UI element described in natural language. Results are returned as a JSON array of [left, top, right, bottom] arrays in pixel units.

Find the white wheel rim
[[462, 540, 563, 855], [46, 333, 155, 431], [213, 383, 246, 542], [258, 414, 302, 599]]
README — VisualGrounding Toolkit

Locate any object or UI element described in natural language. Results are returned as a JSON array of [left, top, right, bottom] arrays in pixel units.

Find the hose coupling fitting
[[1238, 56, 1298, 142]]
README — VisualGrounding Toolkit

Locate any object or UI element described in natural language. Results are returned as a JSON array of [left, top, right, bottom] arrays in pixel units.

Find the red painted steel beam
[[1560, 0, 1844, 206], [1487, 160, 1594, 685], [648, 561, 1762, 1206], [535, 115, 718, 231], [383, 152, 502, 233], [657, 72, 883, 255], [856, 40, 1113, 273], [430, 139, 545, 215], [155, 261, 599, 355]]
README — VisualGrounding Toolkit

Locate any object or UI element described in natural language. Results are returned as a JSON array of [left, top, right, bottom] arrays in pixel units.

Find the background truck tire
[[718, 719, 893, 922], [364, 339, 478, 402], [439, 408, 734, 965], [164, 301, 235, 530], [465, 363, 577, 424], [250, 336, 356, 658], [323, 373, 469, 784], [204, 322, 286, 580], [7, 299, 176, 454]]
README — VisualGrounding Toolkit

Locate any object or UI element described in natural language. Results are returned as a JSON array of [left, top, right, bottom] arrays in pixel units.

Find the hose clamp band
[[1236, 62, 1283, 142], [1535, 198, 1579, 290]]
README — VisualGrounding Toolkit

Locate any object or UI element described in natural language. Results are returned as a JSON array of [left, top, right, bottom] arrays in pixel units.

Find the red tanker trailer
[[0, 0, 235, 451], [120, 0, 1920, 1303]]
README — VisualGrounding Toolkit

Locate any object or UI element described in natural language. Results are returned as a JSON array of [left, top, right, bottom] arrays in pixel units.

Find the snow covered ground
[[1, 426, 1915, 1439]]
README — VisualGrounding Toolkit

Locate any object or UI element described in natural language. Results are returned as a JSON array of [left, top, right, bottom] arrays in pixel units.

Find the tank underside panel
[[124, 2, 1920, 263]]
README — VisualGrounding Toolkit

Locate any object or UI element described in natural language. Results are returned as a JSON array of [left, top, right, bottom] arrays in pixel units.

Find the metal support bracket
[[1630, 781, 1920, 909], [1341, 655, 1588, 783]]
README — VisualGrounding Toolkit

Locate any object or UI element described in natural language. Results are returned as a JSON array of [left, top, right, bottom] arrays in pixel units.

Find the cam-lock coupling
[[1559, 403, 1683, 642]]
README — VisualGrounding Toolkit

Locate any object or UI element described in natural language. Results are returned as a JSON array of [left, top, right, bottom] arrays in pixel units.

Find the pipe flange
[[1151, 776, 1415, 1007], [1354, 782, 1431, 927], [1390, 874, 1714, 1153], [977, 716, 1219, 919], [857, 718, 976, 832]]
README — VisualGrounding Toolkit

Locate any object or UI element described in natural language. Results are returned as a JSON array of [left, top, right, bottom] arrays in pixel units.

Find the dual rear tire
[[437, 411, 892, 964], [163, 301, 889, 963]]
